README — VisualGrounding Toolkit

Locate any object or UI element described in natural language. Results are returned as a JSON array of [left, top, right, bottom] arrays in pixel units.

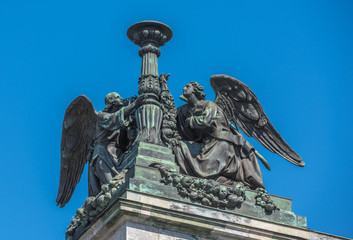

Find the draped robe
[[88, 108, 128, 196], [174, 100, 264, 189]]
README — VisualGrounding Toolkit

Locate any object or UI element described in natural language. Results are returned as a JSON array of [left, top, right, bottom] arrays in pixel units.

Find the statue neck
[[107, 105, 122, 113], [187, 95, 198, 107]]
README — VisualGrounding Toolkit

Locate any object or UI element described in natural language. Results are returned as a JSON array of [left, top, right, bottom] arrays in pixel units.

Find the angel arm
[[97, 94, 147, 131], [97, 109, 128, 131], [186, 103, 217, 130], [122, 94, 146, 118]]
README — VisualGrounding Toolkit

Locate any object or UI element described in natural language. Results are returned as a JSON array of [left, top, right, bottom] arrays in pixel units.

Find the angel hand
[[135, 94, 147, 107]]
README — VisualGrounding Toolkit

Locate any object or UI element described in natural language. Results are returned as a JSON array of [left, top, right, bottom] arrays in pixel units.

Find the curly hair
[[189, 81, 206, 100], [104, 92, 121, 112]]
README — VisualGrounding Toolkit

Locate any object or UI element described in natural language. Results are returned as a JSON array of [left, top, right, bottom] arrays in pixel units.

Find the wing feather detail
[[210, 74, 304, 167], [56, 95, 97, 207]]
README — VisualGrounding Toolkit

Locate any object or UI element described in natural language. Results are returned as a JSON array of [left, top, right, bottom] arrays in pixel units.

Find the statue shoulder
[[97, 110, 106, 117], [177, 104, 188, 113], [97, 110, 113, 120], [202, 100, 214, 105], [201, 100, 218, 109]]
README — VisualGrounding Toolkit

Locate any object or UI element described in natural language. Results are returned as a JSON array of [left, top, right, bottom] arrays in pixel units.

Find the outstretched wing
[[210, 74, 304, 167], [56, 95, 97, 207]]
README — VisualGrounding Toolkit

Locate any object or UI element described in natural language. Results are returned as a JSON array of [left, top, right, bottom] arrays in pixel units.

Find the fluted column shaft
[[138, 44, 161, 99], [141, 48, 158, 77], [127, 21, 172, 144]]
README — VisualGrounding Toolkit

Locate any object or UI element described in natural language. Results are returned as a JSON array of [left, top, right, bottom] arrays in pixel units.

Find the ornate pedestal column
[[127, 21, 172, 144]]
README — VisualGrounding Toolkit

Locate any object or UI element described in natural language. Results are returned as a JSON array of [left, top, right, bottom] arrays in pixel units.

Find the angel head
[[104, 92, 123, 112], [181, 82, 206, 102]]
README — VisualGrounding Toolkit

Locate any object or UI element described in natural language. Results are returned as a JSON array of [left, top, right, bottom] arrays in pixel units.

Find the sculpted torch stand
[[127, 21, 172, 144]]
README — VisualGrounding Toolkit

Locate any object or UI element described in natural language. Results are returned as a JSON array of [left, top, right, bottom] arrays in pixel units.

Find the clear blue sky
[[1, 0, 352, 239]]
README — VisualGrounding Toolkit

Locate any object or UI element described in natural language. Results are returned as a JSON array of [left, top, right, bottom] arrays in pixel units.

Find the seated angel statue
[[174, 82, 264, 189], [174, 76, 303, 190]]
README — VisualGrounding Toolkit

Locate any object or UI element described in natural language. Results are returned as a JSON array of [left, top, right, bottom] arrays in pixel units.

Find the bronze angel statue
[[56, 92, 146, 207], [173, 74, 304, 190]]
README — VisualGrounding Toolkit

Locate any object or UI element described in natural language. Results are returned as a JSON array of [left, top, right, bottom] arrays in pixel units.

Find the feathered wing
[[56, 95, 97, 207], [210, 74, 304, 167]]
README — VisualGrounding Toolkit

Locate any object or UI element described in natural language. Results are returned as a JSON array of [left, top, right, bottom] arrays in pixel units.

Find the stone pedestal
[[78, 190, 347, 240], [117, 141, 179, 172], [68, 141, 349, 240]]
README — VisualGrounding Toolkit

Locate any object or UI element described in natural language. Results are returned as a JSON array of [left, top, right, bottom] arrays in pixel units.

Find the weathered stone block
[[77, 191, 348, 240], [118, 142, 178, 171]]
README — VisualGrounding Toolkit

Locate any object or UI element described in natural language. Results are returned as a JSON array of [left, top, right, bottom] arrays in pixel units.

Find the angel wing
[[210, 74, 304, 167], [56, 95, 97, 207]]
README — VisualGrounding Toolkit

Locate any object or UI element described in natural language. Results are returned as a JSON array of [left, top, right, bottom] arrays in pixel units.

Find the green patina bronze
[[153, 163, 246, 209], [57, 21, 308, 240]]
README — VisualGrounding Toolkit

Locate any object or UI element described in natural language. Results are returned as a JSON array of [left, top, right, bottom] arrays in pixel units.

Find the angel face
[[104, 92, 123, 112], [114, 95, 123, 106], [182, 83, 195, 99]]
